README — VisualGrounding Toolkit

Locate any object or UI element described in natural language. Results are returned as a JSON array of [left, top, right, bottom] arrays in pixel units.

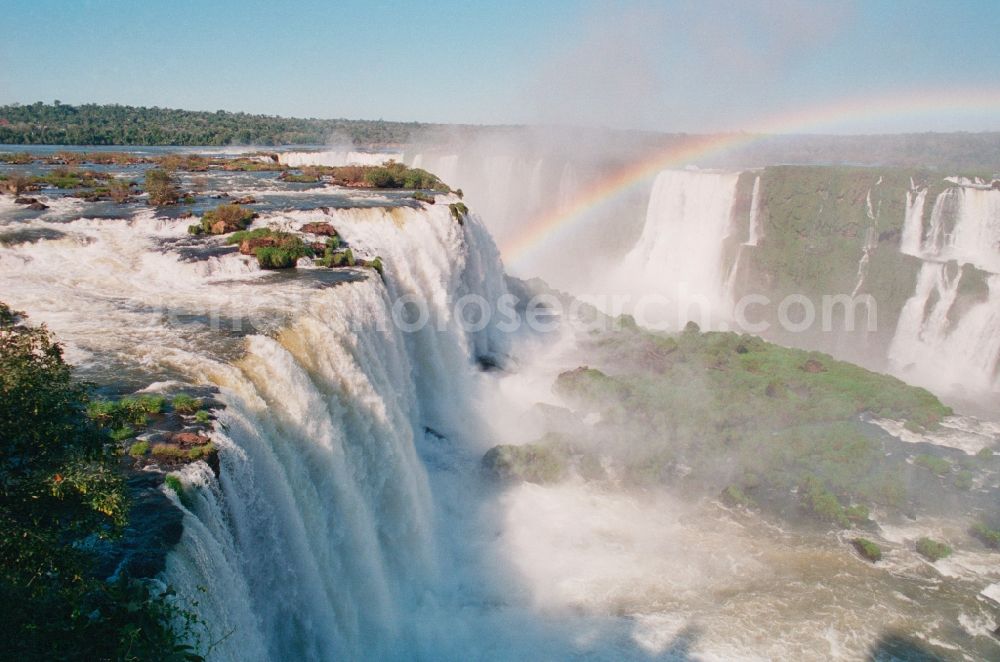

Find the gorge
[[1, 143, 999, 660]]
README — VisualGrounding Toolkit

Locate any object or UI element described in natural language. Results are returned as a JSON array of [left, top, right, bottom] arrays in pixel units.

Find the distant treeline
[[0, 102, 433, 146]]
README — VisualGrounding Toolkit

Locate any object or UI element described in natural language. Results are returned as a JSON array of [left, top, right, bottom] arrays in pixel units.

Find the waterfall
[[277, 150, 403, 168], [900, 187, 928, 256], [158, 205, 510, 660], [888, 185, 1000, 394], [617, 170, 740, 329], [850, 186, 881, 297], [0, 197, 511, 660], [746, 174, 762, 247]]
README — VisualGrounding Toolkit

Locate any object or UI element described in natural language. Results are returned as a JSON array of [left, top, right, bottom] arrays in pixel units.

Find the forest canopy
[[0, 102, 432, 146]]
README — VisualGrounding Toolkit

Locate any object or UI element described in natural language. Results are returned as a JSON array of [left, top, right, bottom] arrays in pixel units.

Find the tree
[[145, 168, 179, 206], [0, 302, 201, 661]]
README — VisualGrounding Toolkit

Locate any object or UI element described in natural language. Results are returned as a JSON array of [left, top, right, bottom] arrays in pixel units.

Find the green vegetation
[[449, 202, 468, 224], [144, 168, 180, 206], [128, 440, 150, 457], [255, 246, 299, 269], [223, 228, 313, 269], [171, 393, 201, 415], [194, 410, 211, 424], [915, 537, 952, 561], [86, 394, 164, 433], [495, 327, 961, 529], [971, 523, 1000, 549], [0, 302, 200, 659], [482, 443, 568, 484], [282, 173, 320, 183], [914, 454, 951, 476], [188, 204, 256, 235], [363, 161, 448, 190], [164, 473, 183, 495], [108, 177, 132, 203], [953, 470, 974, 490], [721, 485, 755, 508], [0, 102, 428, 145], [0, 171, 34, 195], [0, 151, 33, 164], [31, 166, 109, 190], [852, 537, 883, 562], [802, 477, 867, 527], [186, 443, 215, 460], [412, 191, 436, 203]]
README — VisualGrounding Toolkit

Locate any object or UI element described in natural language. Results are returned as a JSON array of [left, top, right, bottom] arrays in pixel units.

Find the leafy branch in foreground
[[0, 301, 202, 661]]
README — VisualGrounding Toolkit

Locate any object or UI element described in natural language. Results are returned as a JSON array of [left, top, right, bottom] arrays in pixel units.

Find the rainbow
[[504, 88, 1000, 266]]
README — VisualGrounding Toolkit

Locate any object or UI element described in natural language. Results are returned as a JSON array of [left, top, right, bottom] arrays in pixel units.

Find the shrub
[[971, 523, 1000, 549], [721, 485, 754, 508], [977, 447, 994, 460], [144, 168, 179, 206], [370, 257, 384, 277], [1, 171, 35, 195], [187, 443, 214, 460], [364, 167, 397, 188], [845, 503, 870, 523], [0, 301, 197, 658], [852, 537, 882, 562], [0, 151, 33, 164], [803, 477, 849, 527], [412, 191, 435, 204], [953, 470, 973, 490], [256, 246, 299, 269], [109, 426, 136, 442], [128, 440, 150, 457], [363, 161, 448, 190], [136, 394, 166, 413], [449, 202, 468, 224], [86, 395, 157, 431], [163, 473, 183, 494], [915, 537, 952, 561], [225, 227, 275, 245], [171, 393, 201, 414], [151, 444, 186, 459], [914, 454, 950, 475], [282, 173, 320, 183], [190, 204, 255, 235], [223, 228, 311, 269], [194, 409, 211, 423]]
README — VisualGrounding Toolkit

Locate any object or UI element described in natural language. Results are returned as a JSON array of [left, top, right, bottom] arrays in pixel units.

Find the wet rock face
[[93, 471, 184, 580]]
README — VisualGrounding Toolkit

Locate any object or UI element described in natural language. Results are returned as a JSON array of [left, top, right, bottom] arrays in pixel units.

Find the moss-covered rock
[[481, 443, 567, 484], [971, 523, 1000, 550], [188, 204, 256, 235], [852, 537, 883, 562], [449, 202, 468, 225], [915, 537, 952, 561]]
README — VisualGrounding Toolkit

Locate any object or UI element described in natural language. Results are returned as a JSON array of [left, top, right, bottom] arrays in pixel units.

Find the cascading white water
[[616, 169, 740, 329], [850, 187, 881, 297], [889, 184, 1000, 394], [160, 205, 512, 660], [0, 197, 513, 660], [278, 150, 404, 168], [900, 187, 928, 256], [744, 174, 761, 247]]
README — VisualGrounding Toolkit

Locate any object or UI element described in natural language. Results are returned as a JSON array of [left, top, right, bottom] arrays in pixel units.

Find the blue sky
[[1, 0, 998, 133]]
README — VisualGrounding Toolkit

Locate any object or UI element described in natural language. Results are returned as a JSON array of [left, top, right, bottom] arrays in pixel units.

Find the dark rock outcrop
[[301, 221, 337, 236]]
